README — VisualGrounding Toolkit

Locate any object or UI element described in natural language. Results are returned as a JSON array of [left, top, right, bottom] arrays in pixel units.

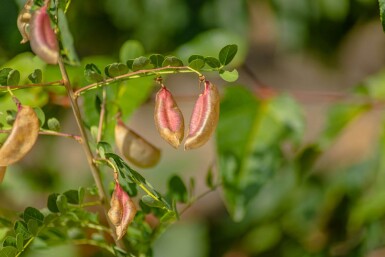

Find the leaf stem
[[72, 239, 114, 254], [0, 129, 82, 143], [74, 66, 204, 97], [57, 57, 123, 248], [96, 88, 107, 142], [0, 80, 64, 91]]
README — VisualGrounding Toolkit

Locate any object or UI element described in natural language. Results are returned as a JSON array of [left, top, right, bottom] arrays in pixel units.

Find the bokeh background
[[2, 0, 385, 256]]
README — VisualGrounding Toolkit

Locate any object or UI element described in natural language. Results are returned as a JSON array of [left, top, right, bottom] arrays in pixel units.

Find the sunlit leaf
[[142, 195, 164, 208], [58, 9, 79, 65], [219, 69, 239, 82], [0, 68, 12, 86], [0, 246, 17, 257], [15, 234, 23, 252], [33, 107, 45, 127], [219, 44, 238, 66], [7, 70, 20, 86], [188, 59, 205, 71], [162, 56, 183, 67]]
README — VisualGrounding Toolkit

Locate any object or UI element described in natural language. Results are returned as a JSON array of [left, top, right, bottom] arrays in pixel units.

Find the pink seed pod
[[108, 182, 137, 240], [154, 86, 185, 148], [184, 81, 220, 150], [29, 5, 59, 64]]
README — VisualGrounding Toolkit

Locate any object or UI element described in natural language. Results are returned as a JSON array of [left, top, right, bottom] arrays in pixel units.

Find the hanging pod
[[184, 81, 220, 150], [108, 182, 137, 240], [154, 86, 185, 148], [0, 104, 40, 166], [115, 121, 161, 168], [29, 5, 59, 64]]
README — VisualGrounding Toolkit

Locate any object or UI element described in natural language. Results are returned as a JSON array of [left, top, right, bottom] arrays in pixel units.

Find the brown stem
[[97, 88, 107, 142], [0, 129, 82, 142], [1, 80, 64, 91], [57, 57, 124, 247]]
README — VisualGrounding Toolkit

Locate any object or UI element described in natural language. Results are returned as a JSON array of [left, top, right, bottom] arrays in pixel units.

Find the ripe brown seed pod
[[115, 120, 161, 168], [29, 5, 59, 64], [184, 81, 220, 150], [154, 86, 184, 148], [0, 105, 40, 166], [108, 182, 137, 240], [17, 0, 34, 43]]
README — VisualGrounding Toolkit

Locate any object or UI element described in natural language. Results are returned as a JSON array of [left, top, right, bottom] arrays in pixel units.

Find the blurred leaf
[[47, 193, 60, 213], [0, 246, 17, 257], [78, 187, 85, 204], [126, 59, 134, 70], [119, 40, 145, 62], [162, 56, 183, 67], [58, 9, 79, 65], [14, 221, 31, 240], [7, 70, 20, 86], [149, 54, 165, 68], [219, 44, 238, 66], [2, 236, 16, 248], [15, 234, 23, 252], [27, 220, 39, 237], [28, 69, 42, 84], [217, 87, 304, 221], [168, 175, 188, 203], [23, 207, 44, 225], [47, 118, 61, 132], [56, 195, 68, 214], [160, 211, 177, 223], [219, 69, 239, 82], [105, 63, 129, 78], [64, 190, 79, 204], [132, 56, 153, 71], [33, 107, 45, 128], [84, 63, 103, 83], [206, 167, 214, 189], [188, 59, 205, 71], [205, 57, 221, 68], [0, 68, 12, 86], [379, 0, 385, 32]]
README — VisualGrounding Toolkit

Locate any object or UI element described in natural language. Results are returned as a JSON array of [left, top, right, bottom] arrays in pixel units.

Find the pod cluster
[[154, 80, 220, 150]]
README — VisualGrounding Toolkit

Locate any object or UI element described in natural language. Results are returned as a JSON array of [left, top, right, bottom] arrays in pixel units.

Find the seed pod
[[17, 0, 34, 43], [0, 166, 6, 184], [29, 5, 59, 64], [0, 105, 40, 166], [184, 81, 220, 150], [108, 182, 137, 240], [154, 86, 184, 148], [115, 121, 161, 168]]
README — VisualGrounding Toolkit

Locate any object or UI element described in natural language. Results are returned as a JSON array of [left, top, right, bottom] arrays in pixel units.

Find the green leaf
[[14, 221, 31, 240], [2, 236, 16, 248], [0, 246, 17, 257], [141, 195, 164, 208], [58, 9, 79, 65], [379, 0, 385, 32], [47, 193, 60, 213], [97, 141, 112, 159], [217, 87, 304, 221], [33, 107, 45, 127], [219, 44, 238, 66], [23, 207, 44, 225], [27, 220, 39, 236], [188, 59, 205, 71], [132, 56, 153, 71], [84, 63, 103, 83], [160, 211, 177, 223], [168, 175, 188, 203], [149, 54, 165, 68], [188, 55, 205, 63], [78, 187, 85, 204], [105, 63, 129, 78], [162, 56, 183, 67], [205, 57, 221, 68], [6, 110, 17, 126], [28, 69, 42, 83], [126, 59, 134, 70], [219, 69, 239, 82], [56, 194, 68, 213], [7, 70, 20, 86], [15, 233, 23, 252], [119, 40, 145, 62], [64, 190, 79, 204], [47, 118, 61, 132], [0, 68, 12, 86]]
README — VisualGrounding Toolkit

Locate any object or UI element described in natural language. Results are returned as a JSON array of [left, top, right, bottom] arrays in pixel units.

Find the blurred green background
[[2, 0, 385, 257]]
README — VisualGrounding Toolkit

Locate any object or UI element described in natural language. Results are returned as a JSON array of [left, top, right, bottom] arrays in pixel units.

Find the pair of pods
[[154, 81, 220, 150]]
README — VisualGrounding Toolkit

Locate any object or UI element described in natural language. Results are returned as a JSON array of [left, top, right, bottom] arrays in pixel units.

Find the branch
[[74, 66, 203, 97], [0, 80, 64, 92], [0, 129, 82, 143]]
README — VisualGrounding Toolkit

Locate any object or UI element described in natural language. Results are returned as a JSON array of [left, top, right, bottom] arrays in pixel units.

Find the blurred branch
[[0, 80, 64, 91], [0, 129, 82, 143]]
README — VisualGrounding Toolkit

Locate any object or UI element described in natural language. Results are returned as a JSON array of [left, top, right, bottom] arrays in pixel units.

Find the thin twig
[[0, 129, 82, 143], [97, 88, 107, 142], [0, 80, 64, 91], [74, 66, 202, 97]]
